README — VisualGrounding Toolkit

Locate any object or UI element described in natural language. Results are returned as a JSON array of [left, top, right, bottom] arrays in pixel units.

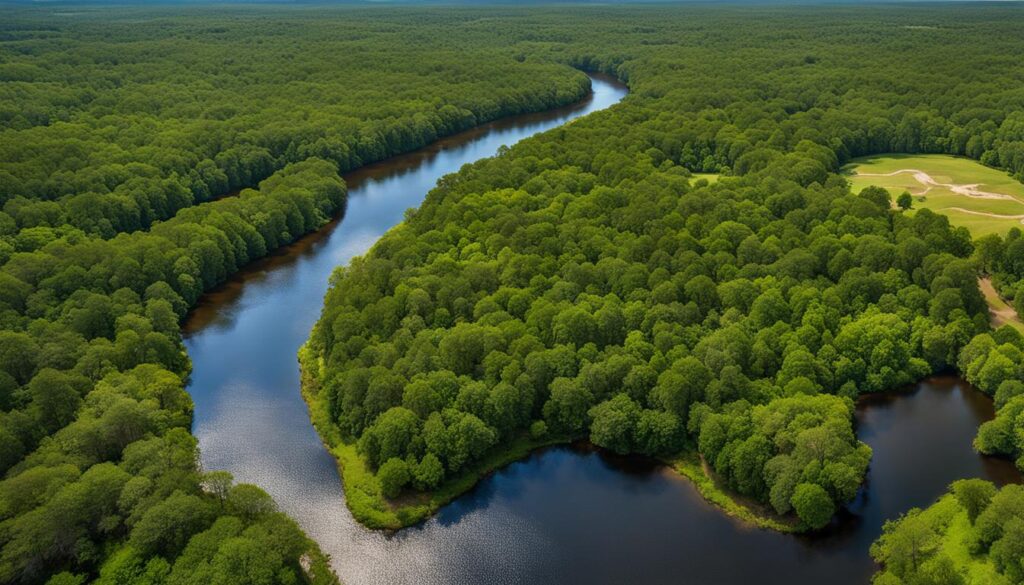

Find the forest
[[3, 3, 1024, 585], [0, 8, 589, 584], [303, 2, 1024, 538]]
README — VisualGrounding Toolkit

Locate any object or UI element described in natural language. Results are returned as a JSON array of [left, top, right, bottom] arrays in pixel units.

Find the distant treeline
[[0, 10, 588, 237]]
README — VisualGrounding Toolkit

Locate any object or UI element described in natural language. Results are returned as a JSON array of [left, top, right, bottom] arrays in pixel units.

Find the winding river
[[183, 75, 1020, 585]]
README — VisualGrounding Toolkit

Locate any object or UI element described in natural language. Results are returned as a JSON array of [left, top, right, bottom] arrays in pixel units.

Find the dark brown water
[[183, 75, 1019, 584]]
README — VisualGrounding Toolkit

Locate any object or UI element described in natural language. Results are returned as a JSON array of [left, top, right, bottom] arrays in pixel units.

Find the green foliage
[[589, 394, 640, 455], [790, 483, 835, 531], [378, 458, 412, 499], [300, 2, 1004, 531], [413, 454, 445, 492], [0, 161, 345, 583], [872, 507, 946, 581], [129, 492, 218, 559], [967, 330, 1024, 470], [873, 483, 1024, 585], [5, 1, 1024, 579], [698, 394, 871, 515], [0, 9, 588, 238], [952, 479, 998, 524], [0, 6, 584, 571], [897, 192, 914, 211]]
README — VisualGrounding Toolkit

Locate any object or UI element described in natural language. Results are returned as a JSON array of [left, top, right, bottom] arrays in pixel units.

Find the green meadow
[[844, 154, 1024, 237], [691, 172, 721, 185]]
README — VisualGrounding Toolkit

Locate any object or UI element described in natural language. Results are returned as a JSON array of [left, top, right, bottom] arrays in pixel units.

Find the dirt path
[[854, 169, 1024, 202], [942, 207, 1024, 225], [979, 277, 1024, 332]]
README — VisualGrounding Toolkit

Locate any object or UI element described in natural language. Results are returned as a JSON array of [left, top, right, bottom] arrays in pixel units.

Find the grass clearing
[[938, 499, 1003, 583], [691, 172, 720, 185], [843, 154, 1024, 237]]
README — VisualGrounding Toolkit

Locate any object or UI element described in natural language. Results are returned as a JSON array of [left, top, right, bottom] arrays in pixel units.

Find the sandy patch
[[854, 169, 1024, 202]]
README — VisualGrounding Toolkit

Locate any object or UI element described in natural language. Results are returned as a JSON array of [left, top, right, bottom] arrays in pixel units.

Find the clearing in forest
[[979, 277, 1024, 333], [844, 154, 1024, 237], [691, 172, 720, 185]]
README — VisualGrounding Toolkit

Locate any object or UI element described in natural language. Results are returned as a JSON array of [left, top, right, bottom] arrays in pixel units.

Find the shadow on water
[[182, 70, 1020, 585]]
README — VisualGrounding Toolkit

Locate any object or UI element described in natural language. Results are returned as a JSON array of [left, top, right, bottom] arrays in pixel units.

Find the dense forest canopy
[[0, 7, 591, 584], [2, 3, 1024, 585], [0, 8, 589, 237], [300, 1, 1024, 537]]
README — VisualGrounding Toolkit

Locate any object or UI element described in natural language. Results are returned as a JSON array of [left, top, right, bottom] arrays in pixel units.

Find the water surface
[[183, 74, 630, 584], [183, 75, 1019, 584]]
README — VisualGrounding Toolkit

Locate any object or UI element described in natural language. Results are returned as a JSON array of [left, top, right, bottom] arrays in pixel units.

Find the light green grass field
[[929, 495, 1003, 584], [691, 172, 720, 185], [843, 154, 1024, 237]]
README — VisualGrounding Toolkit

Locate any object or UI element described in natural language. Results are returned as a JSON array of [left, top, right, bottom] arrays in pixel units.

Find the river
[[182, 75, 1019, 585]]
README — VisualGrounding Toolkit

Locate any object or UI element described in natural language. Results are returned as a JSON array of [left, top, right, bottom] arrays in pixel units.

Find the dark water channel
[[182, 74, 1018, 584]]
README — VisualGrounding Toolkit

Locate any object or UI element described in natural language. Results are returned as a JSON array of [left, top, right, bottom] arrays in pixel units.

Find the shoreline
[[298, 345, 806, 533]]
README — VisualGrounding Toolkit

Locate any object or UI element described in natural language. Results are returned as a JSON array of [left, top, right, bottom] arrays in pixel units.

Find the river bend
[[183, 75, 1018, 585]]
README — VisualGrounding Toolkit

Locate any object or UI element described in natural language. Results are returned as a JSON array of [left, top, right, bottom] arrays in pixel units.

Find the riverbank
[[667, 453, 803, 533], [301, 344, 805, 532], [299, 346, 574, 529]]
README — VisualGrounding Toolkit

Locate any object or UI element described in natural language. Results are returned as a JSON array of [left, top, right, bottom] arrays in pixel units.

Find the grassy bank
[[666, 452, 803, 533], [299, 345, 573, 529]]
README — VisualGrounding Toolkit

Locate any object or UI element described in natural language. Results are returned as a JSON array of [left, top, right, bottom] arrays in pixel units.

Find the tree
[[791, 483, 835, 530], [202, 471, 235, 508], [859, 185, 893, 209], [897, 191, 913, 210], [588, 394, 639, 454], [446, 412, 497, 472], [0, 331, 39, 384], [378, 458, 411, 498], [542, 378, 593, 434], [952, 479, 997, 524], [635, 410, 683, 455], [207, 535, 287, 585], [129, 492, 217, 559], [871, 508, 940, 577], [990, 518, 1024, 583], [358, 407, 422, 468], [651, 357, 711, 422], [995, 380, 1024, 409], [29, 369, 85, 433], [413, 453, 445, 491], [226, 484, 277, 522], [912, 555, 965, 585]]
